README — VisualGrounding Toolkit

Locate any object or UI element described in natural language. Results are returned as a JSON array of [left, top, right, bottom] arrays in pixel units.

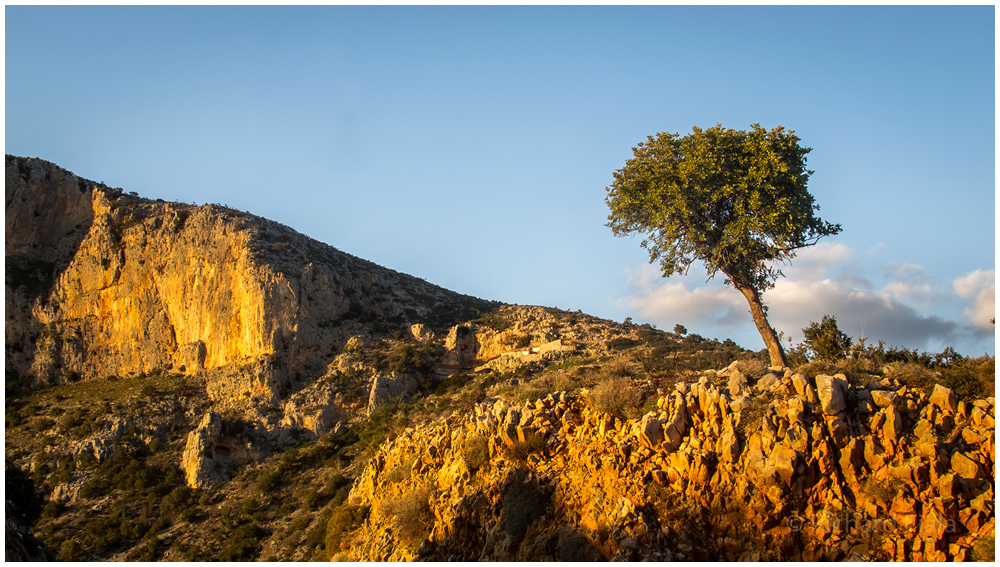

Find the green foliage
[[478, 309, 513, 332], [971, 529, 995, 561], [589, 375, 642, 420], [58, 539, 83, 561], [802, 315, 852, 360], [606, 336, 639, 352], [606, 124, 841, 291], [504, 434, 547, 463], [218, 523, 263, 561], [324, 504, 369, 555], [673, 323, 688, 335], [606, 124, 840, 367], [940, 355, 995, 402], [462, 434, 490, 472]]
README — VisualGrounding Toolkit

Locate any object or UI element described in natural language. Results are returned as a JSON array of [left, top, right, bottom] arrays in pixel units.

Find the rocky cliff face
[[343, 367, 995, 561], [5, 155, 493, 406]]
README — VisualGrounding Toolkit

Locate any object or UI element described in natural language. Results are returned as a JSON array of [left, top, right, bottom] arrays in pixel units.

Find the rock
[[717, 426, 742, 463], [870, 390, 898, 408], [790, 373, 811, 397], [768, 444, 798, 486], [368, 372, 418, 414], [410, 324, 436, 342], [757, 373, 780, 391], [181, 412, 249, 489], [951, 451, 982, 480], [728, 369, 749, 397], [929, 384, 958, 413], [882, 406, 903, 444], [814, 375, 847, 416], [635, 414, 665, 450], [5, 155, 493, 401]]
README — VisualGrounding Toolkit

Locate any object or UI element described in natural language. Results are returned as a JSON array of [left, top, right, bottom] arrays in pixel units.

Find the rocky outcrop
[[181, 412, 252, 489], [5, 155, 494, 406], [342, 370, 995, 561]]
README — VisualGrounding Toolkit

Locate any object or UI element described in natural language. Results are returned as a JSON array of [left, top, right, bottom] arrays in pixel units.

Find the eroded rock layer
[[344, 369, 995, 561]]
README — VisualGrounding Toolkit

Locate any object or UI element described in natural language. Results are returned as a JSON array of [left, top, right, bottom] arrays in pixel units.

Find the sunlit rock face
[[5, 155, 492, 406]]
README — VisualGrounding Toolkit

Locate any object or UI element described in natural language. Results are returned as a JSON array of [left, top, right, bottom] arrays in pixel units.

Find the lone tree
[[605, 124, 841, 368]]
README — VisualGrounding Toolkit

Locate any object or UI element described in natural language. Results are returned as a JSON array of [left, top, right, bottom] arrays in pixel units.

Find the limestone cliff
[[5, 155, 494, 405]]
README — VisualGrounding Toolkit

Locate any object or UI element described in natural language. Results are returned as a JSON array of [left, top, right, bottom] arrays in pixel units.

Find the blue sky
[[6, 5, 995, 356]]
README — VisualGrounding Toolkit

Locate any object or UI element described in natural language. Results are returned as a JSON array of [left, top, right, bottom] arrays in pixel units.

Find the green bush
[[606, 337, 639, 352], [940, 356, 995, 401], [218, 523, 262, 561], [504, 435, 547, 463], [324, 504, 369, 554]]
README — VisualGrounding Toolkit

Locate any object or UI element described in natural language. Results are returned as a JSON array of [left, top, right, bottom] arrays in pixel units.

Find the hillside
[[5, 156, 994, 562]]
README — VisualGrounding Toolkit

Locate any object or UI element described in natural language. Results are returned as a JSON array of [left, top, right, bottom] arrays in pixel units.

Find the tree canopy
[[605, 124, 841, 367]]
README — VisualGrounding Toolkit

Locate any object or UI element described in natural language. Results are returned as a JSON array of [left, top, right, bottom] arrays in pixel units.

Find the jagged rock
[[367, 372, 418, 414], [929, 384, 958, 413], [410, 324, 436, 342], [728, 369, 748, 397], [870, 390, 897, 408], [814, 374, 847, 415], [636, 413, 665, 449], [5, 155, 493, 398], [951, 451, 982, 480], [181, 412, 250, 488]]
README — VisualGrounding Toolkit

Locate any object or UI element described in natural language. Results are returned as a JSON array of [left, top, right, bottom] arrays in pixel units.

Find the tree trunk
[[735, 284, 788, 369]]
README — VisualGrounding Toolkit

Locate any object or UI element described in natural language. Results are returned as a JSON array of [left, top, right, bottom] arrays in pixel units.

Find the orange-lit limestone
[[343, 373, 994, 561]]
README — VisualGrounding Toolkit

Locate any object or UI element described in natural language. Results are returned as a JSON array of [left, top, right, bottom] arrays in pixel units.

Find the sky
[[5, 5, 996, 356]]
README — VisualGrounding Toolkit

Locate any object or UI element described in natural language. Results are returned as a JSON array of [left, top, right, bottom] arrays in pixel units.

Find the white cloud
[[619, 244, 992, 354], [953, 269, 995, 331]]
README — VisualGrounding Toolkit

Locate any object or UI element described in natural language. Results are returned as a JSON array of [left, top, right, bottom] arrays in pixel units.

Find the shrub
[[218, 523, 262, 561], [504, 435, 547, 463], [462, 434, 490, 472], [802, 315, 853, 360], [289, 515, 311, 533], [590, 375, 642, 420], [324, 504, 369, 554], [58, 539, 82, 561], [384, 457, 417, 484], [882, 362, 937, 392], [606, 336, 639, 352], [941, 356, 995, 401], [380, 486, 433, 544]]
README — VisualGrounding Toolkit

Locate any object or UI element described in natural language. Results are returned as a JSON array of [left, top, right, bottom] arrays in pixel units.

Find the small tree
[[673, 324, 687, 336], [801, 315, 852, 361], [605, 124, 841, 368]]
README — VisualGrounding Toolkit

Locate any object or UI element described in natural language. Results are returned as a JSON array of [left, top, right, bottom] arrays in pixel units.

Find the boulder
[[929, 384, 958, 413], [635, 413, 665, 450], [951, 451, 982, 480], [814, 375, 847, 415], [870, 390, 897, 408], [367, 372, 418, 414], [410, 324, 436, 342], [728, 369, 749, 397]]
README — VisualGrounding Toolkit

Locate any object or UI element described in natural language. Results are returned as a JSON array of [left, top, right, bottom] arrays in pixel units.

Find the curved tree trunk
[[735, 284, 788, 369]]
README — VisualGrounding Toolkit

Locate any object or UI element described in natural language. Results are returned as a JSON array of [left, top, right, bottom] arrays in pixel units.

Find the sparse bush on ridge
[[380, 485, 434, 544], [589, 375, 642, 421]]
